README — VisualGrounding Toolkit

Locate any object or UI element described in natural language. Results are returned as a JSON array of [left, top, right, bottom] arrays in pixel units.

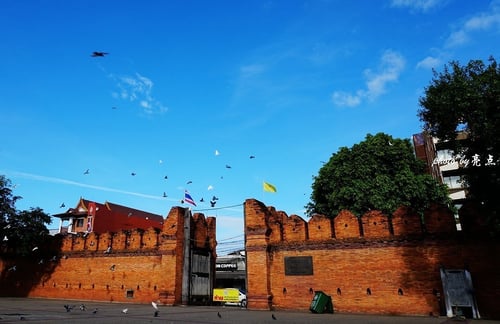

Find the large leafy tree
[[0, 175, 52, 256], [418, 57, 500, 233], [306, 133, 451, 218]]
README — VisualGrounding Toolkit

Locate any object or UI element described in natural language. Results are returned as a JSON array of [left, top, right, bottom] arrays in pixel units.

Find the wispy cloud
[[390, 0, 445, 12], [5, 170, 170, 201], [417, 1, 500, 69], [239, 64, 266, 79], [331, 50, 406, 107], [111, 73, 168, 114], [416, 56, 442, 70], [445, 3, 500, 48]]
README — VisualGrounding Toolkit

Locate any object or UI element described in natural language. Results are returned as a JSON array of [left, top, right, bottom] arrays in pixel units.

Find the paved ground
[[0, 298, 498, 323]]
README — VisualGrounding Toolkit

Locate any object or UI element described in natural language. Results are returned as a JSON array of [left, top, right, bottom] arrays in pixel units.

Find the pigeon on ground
[[64, 304, 73, 312], [272, 313, 277, 320], [79, 304, 86, 311], [217, 311, 222, 318], [92, 308, 98, 314], [154, 310, 159, 317], [122, 308, 128, 314], [151, 301, 158, 310]]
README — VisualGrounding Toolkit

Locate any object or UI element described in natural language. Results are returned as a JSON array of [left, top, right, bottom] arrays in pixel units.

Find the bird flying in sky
[[91, 51, 108, 57]]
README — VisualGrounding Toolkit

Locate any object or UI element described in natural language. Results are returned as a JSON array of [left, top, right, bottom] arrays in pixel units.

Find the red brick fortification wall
[[244, 199, 500, 319], [0, 207, 216, 306]]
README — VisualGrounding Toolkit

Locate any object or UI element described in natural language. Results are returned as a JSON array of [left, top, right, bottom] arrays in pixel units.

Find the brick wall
[[244, 199, 500, 319], [0, 207, 216, 306]]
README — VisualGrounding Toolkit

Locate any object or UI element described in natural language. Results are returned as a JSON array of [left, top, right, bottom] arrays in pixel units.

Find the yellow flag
[[263, 181, 277, 193]]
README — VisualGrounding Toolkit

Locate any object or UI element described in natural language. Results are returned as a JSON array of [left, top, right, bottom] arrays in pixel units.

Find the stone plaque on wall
[[284, 256, 313, 275]]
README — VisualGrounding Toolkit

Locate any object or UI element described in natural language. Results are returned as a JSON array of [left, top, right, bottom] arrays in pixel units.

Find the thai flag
[[184, 190, 196, 206]]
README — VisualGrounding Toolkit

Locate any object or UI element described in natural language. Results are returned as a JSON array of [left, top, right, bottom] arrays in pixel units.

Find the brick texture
[[244, 198, 500, 319], [0, 207, 216, 306]]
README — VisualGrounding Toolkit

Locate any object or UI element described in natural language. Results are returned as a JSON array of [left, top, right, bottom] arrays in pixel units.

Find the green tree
[[418, 57, 500, 233], [0, 175, 52, 256], [306, 133, 451, 218], [0, 175, 18, 234]]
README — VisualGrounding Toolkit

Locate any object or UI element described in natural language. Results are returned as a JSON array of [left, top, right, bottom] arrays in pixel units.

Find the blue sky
[[1, 0, 499, 254]]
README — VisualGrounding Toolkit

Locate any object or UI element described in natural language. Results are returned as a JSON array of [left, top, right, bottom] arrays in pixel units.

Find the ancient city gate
[[181, 209, 214, 305]]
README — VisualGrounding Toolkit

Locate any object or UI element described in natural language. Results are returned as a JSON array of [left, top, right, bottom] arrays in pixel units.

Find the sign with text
[[216, 263, 238, 271], [284, 256, 313, 275]]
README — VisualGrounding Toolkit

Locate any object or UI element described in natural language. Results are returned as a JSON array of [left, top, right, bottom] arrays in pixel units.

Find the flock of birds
[[60, 301, 158, 317], [1, 52, 281, 323], [45, 52, 262, 213], [56, 301, 278, 320], [60, 129, 258, 210]]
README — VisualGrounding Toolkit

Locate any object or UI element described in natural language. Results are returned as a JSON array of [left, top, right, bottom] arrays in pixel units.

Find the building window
[[443, 176, 462, 189], [437, 149, 454, 161], [76, 218, 84, 227]]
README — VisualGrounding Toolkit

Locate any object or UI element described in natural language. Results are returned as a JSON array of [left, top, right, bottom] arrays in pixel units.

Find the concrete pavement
[[0, 298, 498, 323]]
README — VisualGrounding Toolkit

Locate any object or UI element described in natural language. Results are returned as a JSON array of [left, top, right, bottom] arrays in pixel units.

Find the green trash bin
[[310, 291, 334, 314]]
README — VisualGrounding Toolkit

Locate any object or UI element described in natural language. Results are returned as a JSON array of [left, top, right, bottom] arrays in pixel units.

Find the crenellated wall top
[[244, 198, 458, 245]]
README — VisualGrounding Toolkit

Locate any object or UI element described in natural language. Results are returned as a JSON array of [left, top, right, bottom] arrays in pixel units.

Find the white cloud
[[390, 0, 445, 12], [111, 73, 168, 114], [331, 50, 405, 107], [416, 56, 442, 69], [445, 3, 500, 48], [364, 50, 405, 100], [331, 91, 362, 107], [5, 171, 169, 201], [240, 64, 266, 78]]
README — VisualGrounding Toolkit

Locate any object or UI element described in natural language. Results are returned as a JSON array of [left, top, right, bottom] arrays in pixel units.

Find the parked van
[[213, 288, 247, 307]]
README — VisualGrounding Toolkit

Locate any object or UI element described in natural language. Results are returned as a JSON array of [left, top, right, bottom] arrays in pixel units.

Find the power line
[[193, 203, 243, 212], [218, 234, 244, 242]]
